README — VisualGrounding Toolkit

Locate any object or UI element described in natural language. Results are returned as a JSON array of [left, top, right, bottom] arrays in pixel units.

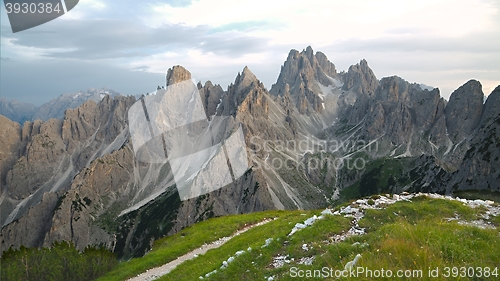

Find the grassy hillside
[[97, 193, 500, 281]]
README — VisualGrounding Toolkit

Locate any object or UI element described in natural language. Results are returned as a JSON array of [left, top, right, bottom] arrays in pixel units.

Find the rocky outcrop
[[0, 192, 59, 252], [338, 59, 378, 125], [166, 65, 192, 86], [43, 145, 135, 250], [446, 85, 500, 191], [342, 59, 378, 96], [222, 66, 295, 142], [336, 75, 449, 157], [367, 76, 446, 144], [199, 81, 224, 119], [270, 46, 340, 114], [1, 48, 498, 259], [6, 118, 66, 199], [0, 115, 21, 184], [0, 94, 136, 253], [444, 80, 484, 143]]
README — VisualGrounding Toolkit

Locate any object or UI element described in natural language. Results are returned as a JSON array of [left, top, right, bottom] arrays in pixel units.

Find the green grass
[[96, 210, 293, 281], [338, 157, 416, 203], [166, 197, 499, 280], [97, 196, 500, 281], [160, 210, 338, 280]]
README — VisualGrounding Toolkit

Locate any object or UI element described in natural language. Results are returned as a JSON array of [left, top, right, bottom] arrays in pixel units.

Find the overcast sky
[[1, 0, 499, 105]]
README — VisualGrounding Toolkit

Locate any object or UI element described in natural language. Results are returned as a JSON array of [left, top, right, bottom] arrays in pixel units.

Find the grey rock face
[[199, 81, 224, 119], [43, 146, 135, 251], [270, 46, 340, 114], [220, 66, 295, 142], [0, 65, 289, 256], [342, 59, 378, 96], [0, 94, 136, 253], [0, 115, 21, 184], [1, 48, 498, 258], [338, 74, 450, 160], [446, 85, 500, 191], [1, 192, 59, 252], [166, 65, 192, 86], [315, 51, 337, 78], [339, 59, 378, 125], [444, 80, 484, 143], [6, 118, 66, 199]]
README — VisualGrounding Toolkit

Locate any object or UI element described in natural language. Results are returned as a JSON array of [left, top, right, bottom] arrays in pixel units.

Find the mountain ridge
[[0, 88, 122, 124], [1, 46, 498, 259]]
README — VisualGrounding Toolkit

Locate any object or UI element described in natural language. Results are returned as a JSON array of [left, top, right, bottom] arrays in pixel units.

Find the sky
[[1, 0, 499, 105]]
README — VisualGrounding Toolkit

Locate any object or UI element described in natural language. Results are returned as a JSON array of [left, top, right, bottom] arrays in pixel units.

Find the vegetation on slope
[[162, 195, 499, 281], [0, 241, 116, 281], [3, 194, 498, 281]]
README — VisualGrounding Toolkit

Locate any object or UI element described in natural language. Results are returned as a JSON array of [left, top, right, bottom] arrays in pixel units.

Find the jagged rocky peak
[[373, 76, 446, 131], [271, 46, 339, 95], [270, 46, 339, 114], [375, 76, 410, 103], [315, 51, 337, 78], [342, 59, 378, 96], [233, 66, 259, 93], [166, 65, 192, 86], [480, 85, 500, 128], [375, 76, 441, 105], [199, 80, 224, 118], [220, 66, 267, 117], [444, 79, 484, 143], [446, 84, 500, 191]]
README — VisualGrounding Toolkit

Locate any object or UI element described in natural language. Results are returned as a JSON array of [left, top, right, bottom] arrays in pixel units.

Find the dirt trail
[[127, 218, 273, 281]]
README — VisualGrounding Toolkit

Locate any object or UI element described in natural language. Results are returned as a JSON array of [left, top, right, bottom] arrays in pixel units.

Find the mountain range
[[0, 88, 122, 124], [0, 46, 498, 258]]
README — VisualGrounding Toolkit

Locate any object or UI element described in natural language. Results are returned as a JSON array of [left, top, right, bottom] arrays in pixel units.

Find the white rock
[[262, 238, 274, 248], [321, 209, 334, 215]]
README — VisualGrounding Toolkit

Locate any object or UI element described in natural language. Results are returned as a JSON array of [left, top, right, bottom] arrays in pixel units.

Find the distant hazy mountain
[[0, 98, 37, 124], [32, 88, 121, 121], [0, 88, 121, 123]]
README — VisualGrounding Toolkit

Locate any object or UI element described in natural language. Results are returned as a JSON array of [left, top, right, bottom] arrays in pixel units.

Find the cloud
[[0, 0, 498, 103], [132, 65, 150, 71], [0, 58, 163, 105], [325, 31, 500, 54], [2, 18, 271, 60], [149, 0, 498, 40]]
